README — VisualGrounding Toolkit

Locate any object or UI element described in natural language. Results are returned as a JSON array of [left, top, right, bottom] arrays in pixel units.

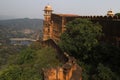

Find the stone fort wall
[[50, 14, 120, 46], [43, 5, 120, 46]]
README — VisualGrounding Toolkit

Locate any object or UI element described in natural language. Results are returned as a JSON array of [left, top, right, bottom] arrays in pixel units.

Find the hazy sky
[[0, 0, 120, 19]]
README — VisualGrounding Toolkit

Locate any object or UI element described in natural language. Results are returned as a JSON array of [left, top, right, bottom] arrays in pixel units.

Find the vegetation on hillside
[[0, 18, 60, 80], [0, 42, 61, 80], [59, 18, 120, 80], [0, 45, 25, 69]]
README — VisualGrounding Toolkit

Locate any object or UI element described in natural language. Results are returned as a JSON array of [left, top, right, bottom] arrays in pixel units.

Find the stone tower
[[107, 10, 114, 17], [43, 5, 53, 41]]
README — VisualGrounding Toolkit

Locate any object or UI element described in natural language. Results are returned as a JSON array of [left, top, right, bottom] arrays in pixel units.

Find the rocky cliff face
[[41, 39, 82, 80], [43, 56, 82, 80]]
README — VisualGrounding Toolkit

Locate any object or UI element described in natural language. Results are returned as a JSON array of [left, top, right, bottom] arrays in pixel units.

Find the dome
[[44, 5, 53, 11], [107, 10, 114, 16]]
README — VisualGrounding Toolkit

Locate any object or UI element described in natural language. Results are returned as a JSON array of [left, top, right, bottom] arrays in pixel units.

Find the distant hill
[[0, 18, 43, 30], [0, 18, 43, 41], [0, 15, 15, 20]]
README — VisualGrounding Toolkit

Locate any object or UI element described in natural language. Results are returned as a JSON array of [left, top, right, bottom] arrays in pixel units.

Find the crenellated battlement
[[52, 13, 120, 20], [78, 15, 120, 20]]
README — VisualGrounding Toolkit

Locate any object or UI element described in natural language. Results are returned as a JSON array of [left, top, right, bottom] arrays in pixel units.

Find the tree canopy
[[115, 13, 120, 17], [59, 18, 120, 80], [59, 18, 102, 58], [0, 43, 61, 80]]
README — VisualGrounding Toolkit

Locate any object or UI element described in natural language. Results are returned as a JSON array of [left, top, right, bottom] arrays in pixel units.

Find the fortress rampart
[[78, 15, 120, 20], [50, 14, 120, 46], [43, 4, 120, 46]]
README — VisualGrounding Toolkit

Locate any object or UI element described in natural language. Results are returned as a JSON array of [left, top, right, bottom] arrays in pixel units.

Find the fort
[[43, 5, 120, 46], [42, 5, 120, 80]]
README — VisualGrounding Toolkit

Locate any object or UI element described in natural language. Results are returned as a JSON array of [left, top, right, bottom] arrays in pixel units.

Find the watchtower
[[107, 10, 114, 17], [43, 4, 53, 41]]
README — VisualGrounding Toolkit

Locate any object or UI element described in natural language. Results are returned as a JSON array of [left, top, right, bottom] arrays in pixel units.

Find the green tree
[[0, 44, 61, 80], [59, 18, 102, 59], [92, 63, 116, 80], [59, 18, 120, 80], [115, 13, 120, 17], [0, 65, 22, 80]]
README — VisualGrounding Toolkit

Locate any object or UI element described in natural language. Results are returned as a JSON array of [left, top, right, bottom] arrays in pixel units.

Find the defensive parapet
[[78, 15, 120, 21]]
